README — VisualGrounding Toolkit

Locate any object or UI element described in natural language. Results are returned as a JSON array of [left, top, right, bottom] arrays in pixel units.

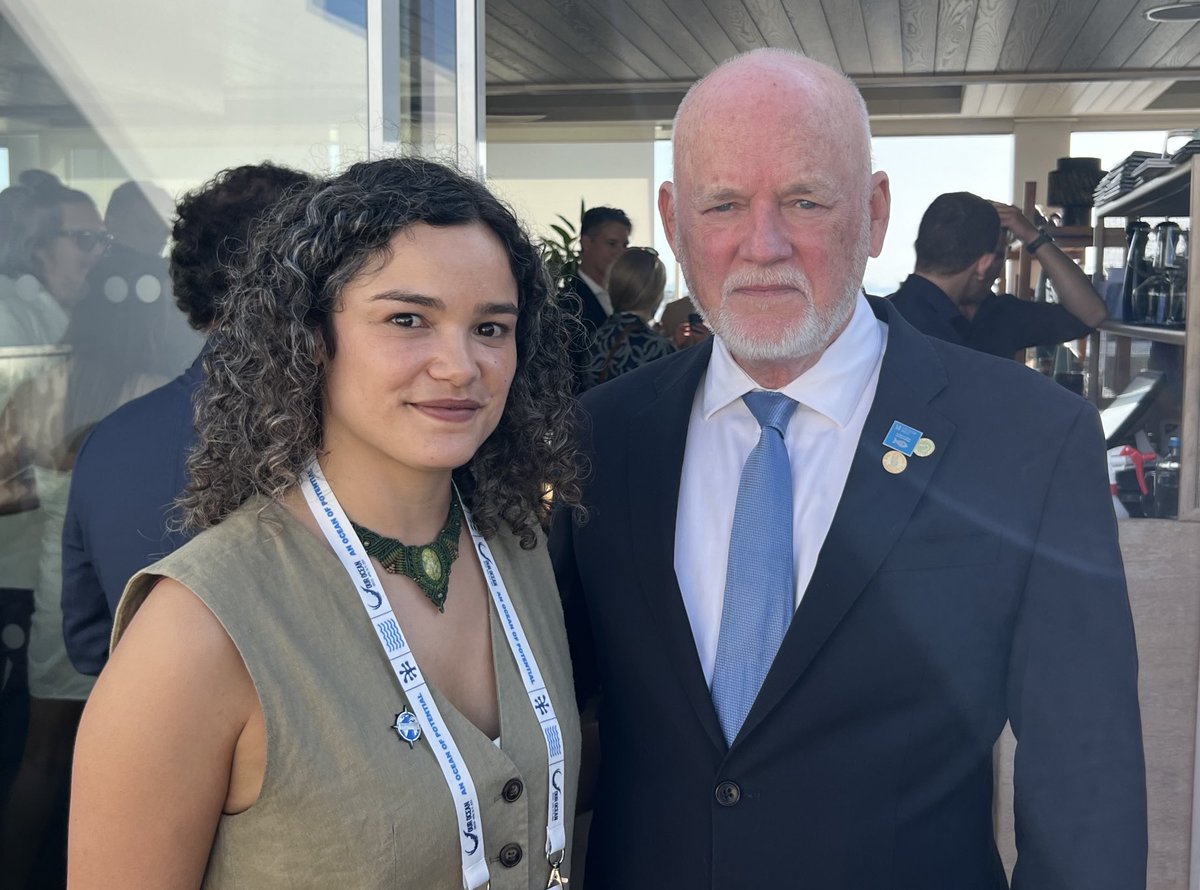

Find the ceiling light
[[1146, 2, 1200, 22]]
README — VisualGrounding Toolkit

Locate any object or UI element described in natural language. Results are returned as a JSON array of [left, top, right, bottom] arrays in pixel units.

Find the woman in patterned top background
[[578, 247, 676, 390]]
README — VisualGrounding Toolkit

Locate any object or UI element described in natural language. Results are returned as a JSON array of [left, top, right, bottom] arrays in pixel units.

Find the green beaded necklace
[[350, 490, 462, 613]]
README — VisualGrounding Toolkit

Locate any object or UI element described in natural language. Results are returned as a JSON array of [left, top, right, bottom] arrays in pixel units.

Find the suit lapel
[[626, 340, 728, 753], [737, 299, 956, 744]]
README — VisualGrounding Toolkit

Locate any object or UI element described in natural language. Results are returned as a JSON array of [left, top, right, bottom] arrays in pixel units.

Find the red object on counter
[[1117, 445, 1156, 496]]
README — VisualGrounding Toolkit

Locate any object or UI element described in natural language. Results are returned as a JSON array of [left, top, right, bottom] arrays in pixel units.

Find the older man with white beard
[[551, 48, 1146, 889]]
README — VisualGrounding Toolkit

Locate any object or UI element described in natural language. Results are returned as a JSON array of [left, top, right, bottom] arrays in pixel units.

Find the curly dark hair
[[170, 162, 313, 330], [178, 156, 582, 549]]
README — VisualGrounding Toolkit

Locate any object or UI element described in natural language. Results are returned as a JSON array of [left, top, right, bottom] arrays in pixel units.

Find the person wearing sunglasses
[[57, 228, 113, 253], [0, 172, 108, 348], [0, 172, 112, 885], [60, 165, 312, 682], [0, 203, 178, 887]]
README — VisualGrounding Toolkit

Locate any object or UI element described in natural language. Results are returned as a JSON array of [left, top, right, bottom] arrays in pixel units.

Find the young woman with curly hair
[[70, 157, 583, 890]]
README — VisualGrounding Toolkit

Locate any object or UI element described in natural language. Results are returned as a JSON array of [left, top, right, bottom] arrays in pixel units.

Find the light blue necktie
[[711, 390, 798, 746]]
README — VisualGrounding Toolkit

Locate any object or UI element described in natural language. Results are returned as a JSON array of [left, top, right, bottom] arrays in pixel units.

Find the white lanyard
[[301, 461, 567, 889]]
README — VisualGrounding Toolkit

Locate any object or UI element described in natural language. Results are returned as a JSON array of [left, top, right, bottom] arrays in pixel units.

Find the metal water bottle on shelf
[[1168, 226, 1189, 327], [1133, 275, 1172, 326], [1122, 221, 1152, 323], [1155, 436, 1182, 519], [1167, 271, 1188, 327], [1154, 221, 1189, 327]]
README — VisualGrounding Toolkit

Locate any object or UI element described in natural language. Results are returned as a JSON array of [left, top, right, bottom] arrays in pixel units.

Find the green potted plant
[[539, 200, 585, 291]]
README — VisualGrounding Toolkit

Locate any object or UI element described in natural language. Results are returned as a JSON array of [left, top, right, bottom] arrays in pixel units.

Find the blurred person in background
[[579, 247, 677, 390], [102, 181, 172, 262], [61, 162, 312, 678], [562, 207, 631, 390], [888, 191, 1107, 359], [659, 294, 712, 349], [0, 176, 112, 888], [88, 180, 203, 368], [0, 173, 107, 347], [562, 206, 631, 337], [0, 263, 181, 888]]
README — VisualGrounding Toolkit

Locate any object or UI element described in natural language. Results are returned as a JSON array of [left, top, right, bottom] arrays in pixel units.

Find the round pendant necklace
[[350, 489, 462, 613]]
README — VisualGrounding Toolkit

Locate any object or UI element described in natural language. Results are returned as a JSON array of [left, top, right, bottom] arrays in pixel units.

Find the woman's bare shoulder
[[71, 578, 260, 888], [103, 576, 254, 730]]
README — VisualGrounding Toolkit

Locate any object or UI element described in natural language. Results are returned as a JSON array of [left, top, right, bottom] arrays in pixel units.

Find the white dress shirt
[[577, 270, 613, 316], [674, 293, 887, 686]]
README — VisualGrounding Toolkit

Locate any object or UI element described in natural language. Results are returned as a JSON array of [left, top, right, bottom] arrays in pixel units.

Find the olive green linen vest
[[114, 497, 581, 889]]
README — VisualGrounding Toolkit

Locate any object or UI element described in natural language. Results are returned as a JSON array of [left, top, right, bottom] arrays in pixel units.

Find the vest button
[[502, 778, 524, 802], [499, 842, 523, 867], [714, 780, 741, 807]]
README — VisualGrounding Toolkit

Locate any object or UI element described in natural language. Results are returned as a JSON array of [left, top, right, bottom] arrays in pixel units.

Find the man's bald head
[[672, 50, 873, 191]]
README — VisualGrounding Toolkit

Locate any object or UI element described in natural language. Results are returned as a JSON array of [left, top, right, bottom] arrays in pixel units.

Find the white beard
[[678, 217, 870, 363]]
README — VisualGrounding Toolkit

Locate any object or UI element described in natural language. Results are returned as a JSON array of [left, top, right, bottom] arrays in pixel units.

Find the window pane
[[865, 134, 1015, 296], [1070, 130, 1170, 172], [0, 4, 369, 882]]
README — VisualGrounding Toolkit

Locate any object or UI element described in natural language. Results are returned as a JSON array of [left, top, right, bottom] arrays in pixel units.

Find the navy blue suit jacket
[[60, 348, 203, 675], [551, 297, 1146, 889]]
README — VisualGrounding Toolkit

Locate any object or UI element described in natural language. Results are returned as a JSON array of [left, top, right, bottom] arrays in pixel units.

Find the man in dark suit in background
[[551, 49, 1146, 888], [60, 163, 310, 675], [562, 206, 631, 337]]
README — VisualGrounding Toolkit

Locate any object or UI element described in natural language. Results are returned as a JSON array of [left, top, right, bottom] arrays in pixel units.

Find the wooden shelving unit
[[1099, 321, 1187, 347], [1089, 155, 1200, 522]]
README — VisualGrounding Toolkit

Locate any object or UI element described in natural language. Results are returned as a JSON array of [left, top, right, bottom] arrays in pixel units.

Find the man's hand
[[990, 202, 1040, 245], [991, 200, 1108, 329], [673, 320, 711, 349]]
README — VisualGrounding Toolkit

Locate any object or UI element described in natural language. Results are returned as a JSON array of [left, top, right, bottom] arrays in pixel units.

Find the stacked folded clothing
[[1132, 155, 1174, 184], [1093, 152, 1160, 206], [1170, 138, 1200, 164]]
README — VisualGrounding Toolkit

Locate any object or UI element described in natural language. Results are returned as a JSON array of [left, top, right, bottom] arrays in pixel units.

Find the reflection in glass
[[374, 0, 465, 160], [0, 2, 371, 882]]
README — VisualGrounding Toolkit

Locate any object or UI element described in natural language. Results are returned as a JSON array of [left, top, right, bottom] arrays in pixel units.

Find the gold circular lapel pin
[[914, 437, 935, 458], [882, 450, 908, 474]]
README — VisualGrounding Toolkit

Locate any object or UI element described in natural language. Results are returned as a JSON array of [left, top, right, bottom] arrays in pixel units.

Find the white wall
[[1011, 120, 1072, 208], [487, 141, 656, 249]]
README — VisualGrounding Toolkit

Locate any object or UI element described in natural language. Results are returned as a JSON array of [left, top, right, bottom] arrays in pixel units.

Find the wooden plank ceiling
[[485, 0, 1200, 122]]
